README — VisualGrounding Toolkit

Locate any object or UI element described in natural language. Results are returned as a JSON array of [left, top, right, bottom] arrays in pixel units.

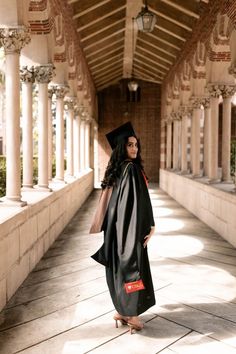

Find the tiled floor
[[1, 185, 236, 354]]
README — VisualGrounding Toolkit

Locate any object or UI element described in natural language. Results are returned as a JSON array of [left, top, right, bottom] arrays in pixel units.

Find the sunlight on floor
[[154, 218, 185, 232], [152, 235, 204, 257]]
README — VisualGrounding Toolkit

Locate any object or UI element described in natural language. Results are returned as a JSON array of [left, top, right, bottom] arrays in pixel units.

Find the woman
[[91, 122, 155, 334]]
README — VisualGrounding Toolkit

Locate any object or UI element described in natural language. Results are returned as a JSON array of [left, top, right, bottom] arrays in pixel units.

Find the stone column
[[191, 98, 202, 177], [73, 107, 80, 176], [207, 84, 221, 181], [0, 27, 30, 205], [221, 85, 236, 182], [65, 97, 76, 176], [48, 88, 54, 181], [54, 85, 69, 181], [202, 98, 210, 177], [166, 119, 172, 169], [34, 64, 55, 190], [180, 106, 189, 174], [90, 118, 95, 169], [85, 117, 90, 170], [173, 113, 180, 171], [20, 66, 34, 189], [80, 117, 86, 172]]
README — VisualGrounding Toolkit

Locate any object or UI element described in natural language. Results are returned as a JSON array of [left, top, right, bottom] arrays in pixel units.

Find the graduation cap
[[106, 122, 136, 150]]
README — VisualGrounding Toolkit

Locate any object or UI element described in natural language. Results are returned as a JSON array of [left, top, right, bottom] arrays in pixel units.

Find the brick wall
[[97, 79, 161, 183]]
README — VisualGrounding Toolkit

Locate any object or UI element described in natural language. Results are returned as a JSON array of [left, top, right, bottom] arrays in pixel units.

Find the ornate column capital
[[171, 112, 181, 121], [54, 84, 69, 99], [0, 26, 31, 54], [65, 97, 77, 111], [190, 96, 203, 109], [20, 66, 35, 83], [34, 64, 55, 84], [219, 84, 236, 99], [201, 96, 210, 109], [207, 83, 222, 98], [179, 105, 192, 116], [48, 87, 54, 99]]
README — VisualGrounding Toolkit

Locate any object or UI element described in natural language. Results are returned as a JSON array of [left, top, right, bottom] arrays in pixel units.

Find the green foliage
[[0, 156, 59, 197], [231, 139, 236, 178]]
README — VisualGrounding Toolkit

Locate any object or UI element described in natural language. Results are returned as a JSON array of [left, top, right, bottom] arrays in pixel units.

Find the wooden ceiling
[[68, 0, 209, 91]]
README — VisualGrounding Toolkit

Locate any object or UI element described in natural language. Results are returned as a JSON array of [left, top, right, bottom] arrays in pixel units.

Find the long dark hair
[[101, 135, 144, 189]]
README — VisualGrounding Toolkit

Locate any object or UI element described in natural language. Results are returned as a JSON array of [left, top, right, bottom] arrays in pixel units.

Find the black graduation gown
[[91, 161, 155, 316]]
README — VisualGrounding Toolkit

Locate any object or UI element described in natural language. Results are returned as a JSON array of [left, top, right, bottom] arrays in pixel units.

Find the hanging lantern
[[136, 0, 157, 33]]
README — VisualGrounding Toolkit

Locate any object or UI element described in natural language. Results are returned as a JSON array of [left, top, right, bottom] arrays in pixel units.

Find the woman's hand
[[143, 226, 155, 248]]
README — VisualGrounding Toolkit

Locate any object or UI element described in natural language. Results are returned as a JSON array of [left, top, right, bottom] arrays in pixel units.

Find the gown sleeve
[[115, 163, 142, 283]]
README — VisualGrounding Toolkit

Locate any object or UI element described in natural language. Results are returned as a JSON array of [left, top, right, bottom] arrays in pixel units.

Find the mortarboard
[[106, 121, 136, 150]]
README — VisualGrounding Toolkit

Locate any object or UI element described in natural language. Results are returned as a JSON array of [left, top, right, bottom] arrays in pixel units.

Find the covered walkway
[[1, 186, 236, 354]]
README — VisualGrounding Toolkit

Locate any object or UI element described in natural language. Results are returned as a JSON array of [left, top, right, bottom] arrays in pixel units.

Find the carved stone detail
[[0, 26, 31, 54], [20, 66, 35, 83], [220, 85, 236, 99], [207, 84, 222, 98], [34, 64, 55, 84], [54, 85, 69, 99], [190, 96, 203, 109], [65, 97, 76, 110], [201, 96, 210, 109]]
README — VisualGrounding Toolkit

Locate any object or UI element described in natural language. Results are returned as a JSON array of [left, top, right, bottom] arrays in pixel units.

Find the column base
[[34, 185, 52, 192], [52, 178, 67, 184], [206, 178, 221, 184], [0, 196, 27, 207], [221, 179, 234, 184], [21, 185, 34, 191]]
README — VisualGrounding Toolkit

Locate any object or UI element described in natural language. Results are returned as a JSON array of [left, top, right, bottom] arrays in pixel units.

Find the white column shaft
[[80, 120, 85, 171], [181, 115, 188, 172], [22, 82, 33, 188], [48, 97, 53, 180], [5, 52, 22, 201], [85, 122, 90, 169], [55, 98, 64, 180], [173, 120, 179, 170], [73, 115, 80, 175], [166, 122, 172, 169], [203, 107, 211, 177], [66, 109, 74, 176], [192, 108, 201, 176], [209, 97, 219, 180], [222, 97, 232, 182], [38, 83, 49, 188]]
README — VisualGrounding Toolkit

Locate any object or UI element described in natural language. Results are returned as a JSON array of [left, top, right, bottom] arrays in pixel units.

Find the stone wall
[[97, 79, 161, 183], [160, 169, 236, 247], [0, 170, 94, 312]]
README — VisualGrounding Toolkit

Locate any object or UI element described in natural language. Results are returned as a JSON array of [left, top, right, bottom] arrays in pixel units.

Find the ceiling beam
[[90, 53, 123, 70], [72, 0, 111, 18], [122, 0, 143, 78], [85, 38, 124, 58], [97, 75, 122, 90], [137, 37, 176, 58], [134, 59, 164, 78], [92, 58, 123, 75], [136, 46, 173, 65], [134, 62, 163, 80], [155, 24, 186, 42], [94, 66, 123, 80], [160, 0, 200, 19], [145, 31, 181, 50], [96, 71, 123, 85], [76, 5, 126, 30], [88, 45, 124, 64], [79, 18, 124, 40], [149, 6, 192, 32], [83, 28, 125, 50]]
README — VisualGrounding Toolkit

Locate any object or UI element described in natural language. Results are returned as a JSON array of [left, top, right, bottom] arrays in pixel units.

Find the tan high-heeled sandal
[[127, 318, 144, 334], [113, 313, 128, 328]]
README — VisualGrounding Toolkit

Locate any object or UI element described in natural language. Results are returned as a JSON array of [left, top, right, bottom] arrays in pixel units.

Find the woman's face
[[126, 136, 138, 159]]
